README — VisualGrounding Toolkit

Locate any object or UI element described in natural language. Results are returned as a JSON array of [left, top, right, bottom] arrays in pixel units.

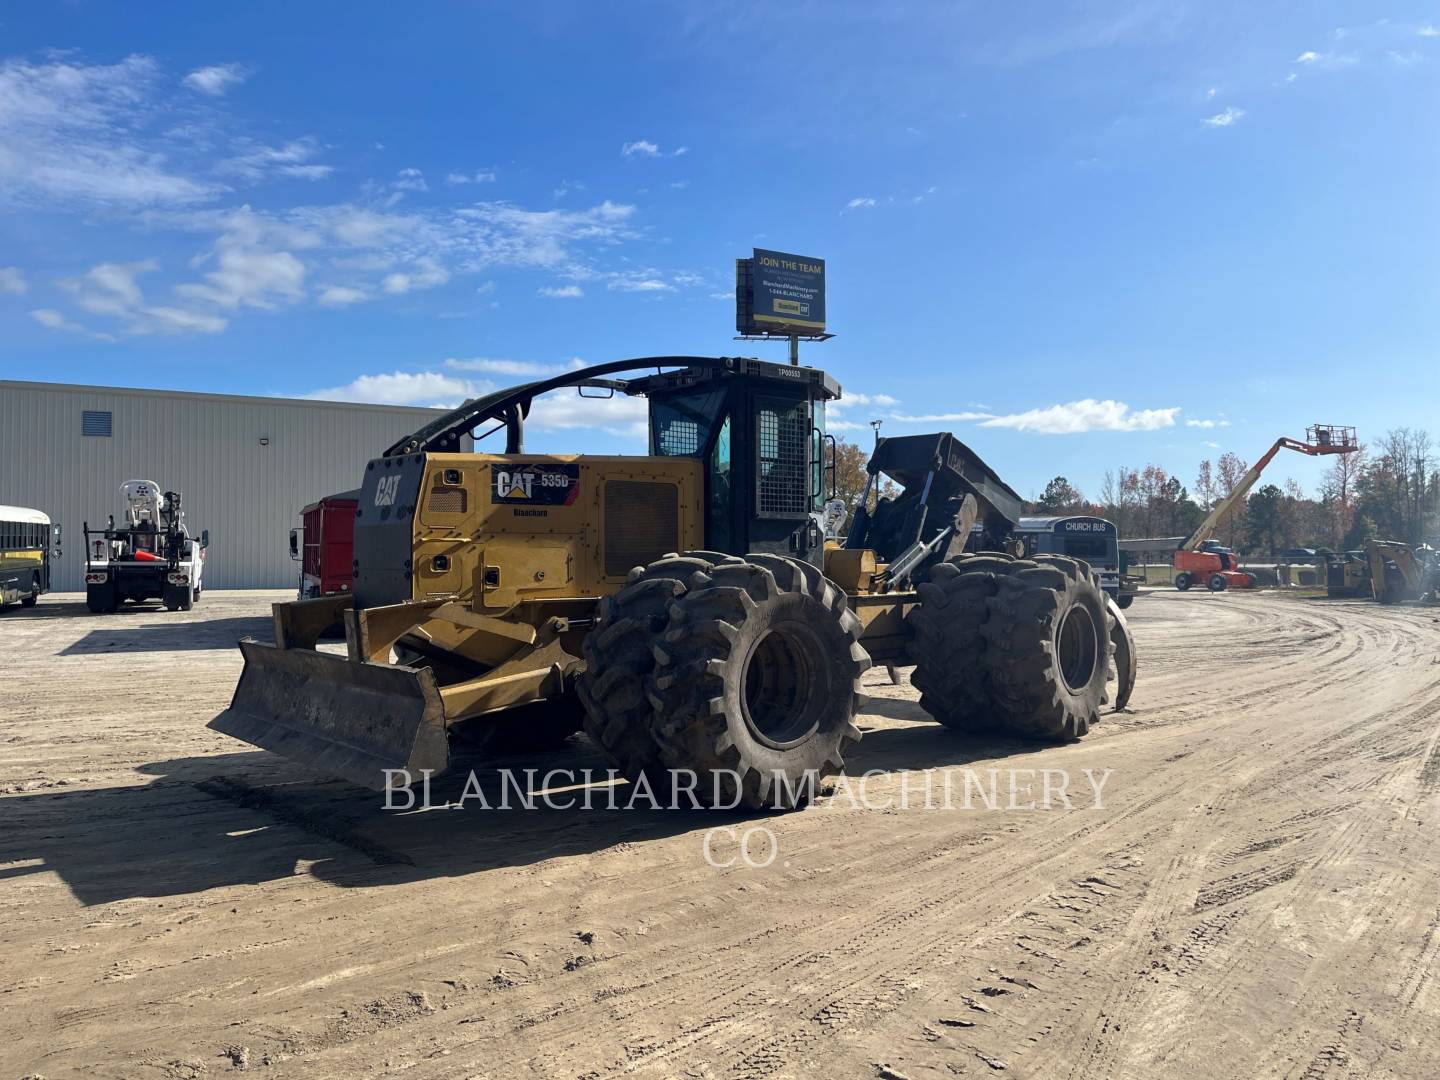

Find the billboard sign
[[736, 248, 825, 335]]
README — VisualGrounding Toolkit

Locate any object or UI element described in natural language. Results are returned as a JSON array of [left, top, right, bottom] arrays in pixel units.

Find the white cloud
[[182, 63, 247, 96], [140, 305, 227, 334], [177, 241, 307, 310], [1204, 440, 1221, 449], [31, 308, 88, 333], [0, 54, 217, 206], [527, 388, 647, 439], [62, 258, 156, 315], [1420, 25, 1439, 38], [219, 137, 331, 182], [1185, 417, 1231, 429], [446, 169, 497, 185], [301, 367, 647, 441], [55, 257, 230, 335], [392, 167, 428, 193], [1295, 50, 1322, 64], [846, 196, 877, 209], [445, 357, 559, 376], [672, 146, 689, 157], [1202, 106, 1246, 127], [890, 411, 996, 423], [977, 399, 1178, 434], [381, 259, 449, 294], [0, 267, 27, 294], [607, 274, 672, 292], [621, 140, 661, 157], [305, 371, 485, 408], [538, 284, 584, 298], [318, 285, 368, 307]]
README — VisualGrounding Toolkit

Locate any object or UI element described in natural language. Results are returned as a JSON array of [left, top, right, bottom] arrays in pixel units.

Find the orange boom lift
[[1173, 425, 1358, 592]]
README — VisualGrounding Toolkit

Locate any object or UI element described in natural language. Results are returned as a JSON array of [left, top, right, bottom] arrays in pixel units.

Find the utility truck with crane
[[210, 356, 1136, 810], [84, 481, 209, 613], [1173, 426, 1358, 592]]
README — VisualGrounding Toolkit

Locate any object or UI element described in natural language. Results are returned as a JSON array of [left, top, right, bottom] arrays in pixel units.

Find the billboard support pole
[[789, 335, 799, 366]]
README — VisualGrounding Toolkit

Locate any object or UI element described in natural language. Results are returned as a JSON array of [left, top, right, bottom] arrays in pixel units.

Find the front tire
[[1174, 572, 1192, 591], [1117, 593, 1134, 610], [647, 553, 867, 809], [1208, 573, 1228, 592], [578, 553, 722, 784]]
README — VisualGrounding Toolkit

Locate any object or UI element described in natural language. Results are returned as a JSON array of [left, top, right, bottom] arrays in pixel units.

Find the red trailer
[[290, 490, 359, 600]]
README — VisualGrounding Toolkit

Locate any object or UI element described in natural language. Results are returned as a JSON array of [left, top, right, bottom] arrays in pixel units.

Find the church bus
[[1013, 515, 1130, 608]]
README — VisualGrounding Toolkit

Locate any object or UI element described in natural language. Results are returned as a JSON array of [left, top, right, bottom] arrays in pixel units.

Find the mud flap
[[209, 638, 450, 789]]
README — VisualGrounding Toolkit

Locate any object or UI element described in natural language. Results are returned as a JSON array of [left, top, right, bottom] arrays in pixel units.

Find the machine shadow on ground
[[1, 714, 1033, 906], [56, 615, 274, 654]]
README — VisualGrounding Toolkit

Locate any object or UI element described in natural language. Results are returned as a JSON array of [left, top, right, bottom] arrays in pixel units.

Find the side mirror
[[288, 528, 299, 559], [201, 529, 210, 549]]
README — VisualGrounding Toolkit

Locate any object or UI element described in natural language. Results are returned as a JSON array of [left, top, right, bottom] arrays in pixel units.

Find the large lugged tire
[[906, 553, 1018, 733], [578, 553, 727, 783], [645, 553, 869, 810], [983, 555, 1112, 740]]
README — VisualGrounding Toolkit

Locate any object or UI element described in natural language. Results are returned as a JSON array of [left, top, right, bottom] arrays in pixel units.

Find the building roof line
[[0, 379, 447, 416]]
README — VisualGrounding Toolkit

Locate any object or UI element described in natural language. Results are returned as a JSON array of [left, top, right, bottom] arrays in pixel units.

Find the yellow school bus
[[0, 506, 59, 609]]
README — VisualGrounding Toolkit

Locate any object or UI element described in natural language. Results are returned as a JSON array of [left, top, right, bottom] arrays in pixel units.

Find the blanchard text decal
[[492, 464, 581, 506]]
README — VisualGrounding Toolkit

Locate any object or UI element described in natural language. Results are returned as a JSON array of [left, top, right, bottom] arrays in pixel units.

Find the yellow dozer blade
[[209, 639, 450, 789]]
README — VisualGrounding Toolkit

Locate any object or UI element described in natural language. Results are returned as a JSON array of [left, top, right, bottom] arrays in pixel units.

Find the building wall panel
[[0, 381, 448, 591]]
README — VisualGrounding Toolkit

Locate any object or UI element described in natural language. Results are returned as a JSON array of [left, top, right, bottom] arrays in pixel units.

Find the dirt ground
[[2, 588, 1439, 1079]]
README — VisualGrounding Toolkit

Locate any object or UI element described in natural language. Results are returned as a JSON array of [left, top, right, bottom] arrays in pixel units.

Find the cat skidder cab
[[212, 356, 1135, 810]]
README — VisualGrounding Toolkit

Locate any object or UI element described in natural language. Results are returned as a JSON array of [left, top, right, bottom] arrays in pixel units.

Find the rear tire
[[86, 581, 118, 614], [163, 583, 194, 612], [1208, 573, 1228, 592], [20, 579, 38, 608], [1117, 593, 1134, 610], [906, 553, 1013, 733], [644, 554, 868, 809], [1106, 595, 1136, 712], [981, 557, 1111, 741], [1174, 572, 1192, 591]]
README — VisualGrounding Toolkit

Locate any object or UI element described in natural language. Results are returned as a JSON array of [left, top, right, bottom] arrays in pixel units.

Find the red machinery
[[290, 490, 359, 600], [1174, 425, 1358, 592]]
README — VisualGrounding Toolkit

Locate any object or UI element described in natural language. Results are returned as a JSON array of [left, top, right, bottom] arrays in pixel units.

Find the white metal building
[[0, 380, 451, 591]]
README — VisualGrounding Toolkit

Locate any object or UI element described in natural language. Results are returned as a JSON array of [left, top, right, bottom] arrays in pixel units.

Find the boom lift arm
[[1180, 426, 1358, 552]]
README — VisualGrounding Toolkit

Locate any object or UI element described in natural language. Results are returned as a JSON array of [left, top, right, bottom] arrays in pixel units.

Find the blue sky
[[3, 2, 1437, 500]]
